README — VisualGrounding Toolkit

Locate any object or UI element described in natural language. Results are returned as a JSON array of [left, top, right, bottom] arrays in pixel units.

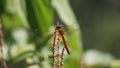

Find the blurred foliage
[[1, 0, 120, 68], [0, 0, 82, 68], [70, 0, 120, 57], [70, 0, 120, 67]]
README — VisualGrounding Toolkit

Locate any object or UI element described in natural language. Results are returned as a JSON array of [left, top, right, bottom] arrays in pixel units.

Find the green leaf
[[25, 0, 53, 37], [2, 0, 29, 29], [9, 43, 35, 62], [11, 50, 34, 62], [52, 0, 83, 67], [36, 34, 52, 51]]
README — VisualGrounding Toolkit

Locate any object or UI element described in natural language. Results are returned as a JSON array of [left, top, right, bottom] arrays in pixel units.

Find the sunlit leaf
[[9, 44, 35, 62], [25, 0, 53, 37], [2, 0, 29, 28]]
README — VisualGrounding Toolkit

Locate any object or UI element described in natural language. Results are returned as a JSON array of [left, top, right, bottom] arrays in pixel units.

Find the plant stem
[[52, 29, 57, 68], [0, 14, 7, 68]]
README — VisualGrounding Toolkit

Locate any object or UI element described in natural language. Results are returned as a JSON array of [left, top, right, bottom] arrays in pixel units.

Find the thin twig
[[60, 47, 65, 68], [80, 53, 84, 68], [0, 17, 7, 68], [52, 29, 57, 68], [57, 35, 60, 68]]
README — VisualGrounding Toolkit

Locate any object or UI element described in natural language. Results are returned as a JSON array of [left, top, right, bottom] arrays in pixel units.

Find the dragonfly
[[55, 22, 70, 55]]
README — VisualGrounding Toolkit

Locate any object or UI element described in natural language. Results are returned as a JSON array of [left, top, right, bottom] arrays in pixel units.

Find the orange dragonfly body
[[55, 22, 70, 55]]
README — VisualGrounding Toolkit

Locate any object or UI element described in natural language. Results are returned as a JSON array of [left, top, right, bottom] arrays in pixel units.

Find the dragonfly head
[[56, 21, 62, 29]]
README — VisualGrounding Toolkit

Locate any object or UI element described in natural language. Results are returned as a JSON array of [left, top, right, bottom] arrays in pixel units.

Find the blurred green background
[[0, 0, 120, 68]]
